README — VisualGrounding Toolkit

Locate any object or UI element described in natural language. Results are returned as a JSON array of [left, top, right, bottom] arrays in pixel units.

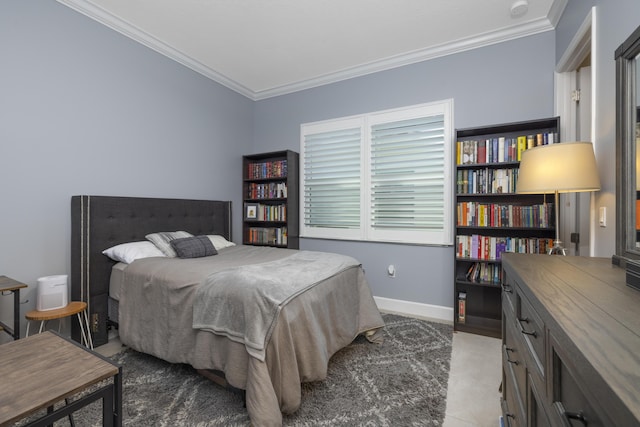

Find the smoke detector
[[510, 0, 529, 18]]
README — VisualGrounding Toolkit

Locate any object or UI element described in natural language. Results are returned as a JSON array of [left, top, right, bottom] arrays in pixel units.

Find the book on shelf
[[247, 226, 288, 246], [247, 182, 288, 199], [457, 168, 519, 194], [456, 234, 555, 259], [464, 262, 502, 284], [457, 292, 466, 324], [517, 136, 527, 160], [244, 203, 287, 222], [456, 202, 554, 228], [456, 131, 559, 166], [247, 159, 288, 179]]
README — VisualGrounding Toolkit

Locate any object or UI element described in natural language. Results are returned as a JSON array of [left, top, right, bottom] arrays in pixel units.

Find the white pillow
[[102, 241, 166, 264], [207, 235, 236, 250]]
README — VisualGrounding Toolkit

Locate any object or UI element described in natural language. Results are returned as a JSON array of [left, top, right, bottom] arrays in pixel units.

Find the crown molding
[[58, 0, 556, 101], [547, 0, 569, 28], [254, 18, 555, 100], [57, 0, 256, 99]]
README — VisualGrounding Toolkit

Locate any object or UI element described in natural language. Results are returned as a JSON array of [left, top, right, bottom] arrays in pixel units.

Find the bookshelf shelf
[[456, 279, 502, 288], [454, 117, 559, 338], [242, 150, 299, 249]]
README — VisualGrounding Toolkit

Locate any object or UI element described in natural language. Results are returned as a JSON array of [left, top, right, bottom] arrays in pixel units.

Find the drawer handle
[[518, 317, 537, 338], [554, 401, 588, 426], [566, 412, 588, 425], [505, 347, 518, 365]]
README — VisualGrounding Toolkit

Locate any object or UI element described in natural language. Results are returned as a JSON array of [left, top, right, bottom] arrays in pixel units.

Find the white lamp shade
[[517, 141, 601, 194]]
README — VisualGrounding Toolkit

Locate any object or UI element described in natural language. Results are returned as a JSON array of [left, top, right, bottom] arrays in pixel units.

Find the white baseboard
[[374, 296, 453, 324]]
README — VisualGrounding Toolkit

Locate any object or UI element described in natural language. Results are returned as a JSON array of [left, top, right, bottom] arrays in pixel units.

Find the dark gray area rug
[[33, 313, 452, 426]]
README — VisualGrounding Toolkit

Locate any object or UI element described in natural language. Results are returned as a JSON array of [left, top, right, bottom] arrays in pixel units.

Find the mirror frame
[[614, 24, 640, 266]]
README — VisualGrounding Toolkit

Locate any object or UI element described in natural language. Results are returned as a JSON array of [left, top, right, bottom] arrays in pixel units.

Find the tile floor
[[443, 331, 502, 427], [95, 328, 503, 426]]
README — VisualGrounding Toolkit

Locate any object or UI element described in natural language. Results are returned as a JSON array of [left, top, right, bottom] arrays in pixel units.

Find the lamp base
[[547, 240, 567, 256]]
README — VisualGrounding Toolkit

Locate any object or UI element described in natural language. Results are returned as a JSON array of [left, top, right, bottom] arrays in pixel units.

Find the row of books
[[456, 234, 555, 260], [246, 226, 288, 246], [457, 168, 518, 194], [245, 203, 287, 222], [463, 262, 502, 285], [456, 132, 559, 165], [247, 160, 288, 179], [246, 182, 288, 199], [457, 202, 554, 228]]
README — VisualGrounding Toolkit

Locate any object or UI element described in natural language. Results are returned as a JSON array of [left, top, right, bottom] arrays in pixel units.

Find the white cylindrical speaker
[[37, 275, 68, 311]]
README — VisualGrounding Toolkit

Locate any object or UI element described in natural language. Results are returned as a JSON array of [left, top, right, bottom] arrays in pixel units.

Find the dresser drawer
[[503, 319, 527, 406], [501, 270, 517, 315], [501, 365, 525, 427], [550, 334, 608, 427], [516, 291, 545, 378], [527, 373, 550, 427]]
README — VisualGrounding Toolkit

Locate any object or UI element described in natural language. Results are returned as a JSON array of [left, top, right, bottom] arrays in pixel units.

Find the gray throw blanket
[[192, 250, 360, 361]]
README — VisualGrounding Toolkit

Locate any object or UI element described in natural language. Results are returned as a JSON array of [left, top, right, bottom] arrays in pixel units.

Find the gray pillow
[[170, 235, 218, 258], [146, 231, 193, 257]]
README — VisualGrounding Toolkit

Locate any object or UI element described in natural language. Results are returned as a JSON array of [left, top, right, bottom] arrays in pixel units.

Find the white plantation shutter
[[302, 118, 363, 239], [369, 112, 448, 243], [301, 100, 453, 245]]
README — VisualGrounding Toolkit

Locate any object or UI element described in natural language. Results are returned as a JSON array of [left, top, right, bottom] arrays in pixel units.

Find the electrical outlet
[[91, 313, 99, 332], [387, 265, 396, 278]]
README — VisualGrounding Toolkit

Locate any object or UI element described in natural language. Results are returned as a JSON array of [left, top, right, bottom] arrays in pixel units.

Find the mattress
[[109, 262, 127, 302]]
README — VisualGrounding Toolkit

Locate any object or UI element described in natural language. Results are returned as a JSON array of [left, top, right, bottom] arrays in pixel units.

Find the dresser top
[[502, 253, 640, 422]]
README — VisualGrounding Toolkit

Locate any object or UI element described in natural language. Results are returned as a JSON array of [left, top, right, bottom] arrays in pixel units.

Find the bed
[[70, 195, 385, 426]]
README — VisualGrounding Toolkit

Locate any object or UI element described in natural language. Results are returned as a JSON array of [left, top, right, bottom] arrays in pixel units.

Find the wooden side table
[[25, 301, 93, 349], [0, 275, 28, 340], [0, 331, 122, 427]]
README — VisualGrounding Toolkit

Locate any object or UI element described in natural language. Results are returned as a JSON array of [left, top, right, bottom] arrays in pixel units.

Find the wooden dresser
[[501, 254, 640, 426]]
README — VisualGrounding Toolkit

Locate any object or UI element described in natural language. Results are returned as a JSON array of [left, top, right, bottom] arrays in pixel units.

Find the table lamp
[[517, 141, 601, 255]]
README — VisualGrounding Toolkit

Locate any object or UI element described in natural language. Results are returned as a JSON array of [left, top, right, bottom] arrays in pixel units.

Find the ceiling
[[57, 0, 567, 100]]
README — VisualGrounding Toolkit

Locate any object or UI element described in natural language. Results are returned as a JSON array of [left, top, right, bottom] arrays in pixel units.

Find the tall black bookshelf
[[242, 150, 299, 249], [454, 117, 559, 338]]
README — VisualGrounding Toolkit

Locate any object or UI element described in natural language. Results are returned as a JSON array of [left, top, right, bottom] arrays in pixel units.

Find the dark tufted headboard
[[70, 195, 232, 346]]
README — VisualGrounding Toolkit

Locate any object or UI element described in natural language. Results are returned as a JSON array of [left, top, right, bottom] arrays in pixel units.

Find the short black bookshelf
[[242, 150, 299, 249], [454, 117, 559, 338]]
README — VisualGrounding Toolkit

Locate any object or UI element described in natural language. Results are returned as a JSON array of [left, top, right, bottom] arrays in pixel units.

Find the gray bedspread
[[117, 245, 385, 427], [193, 251, 360, 361]]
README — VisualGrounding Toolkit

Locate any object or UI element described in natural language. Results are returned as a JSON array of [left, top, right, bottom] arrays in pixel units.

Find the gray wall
[[253, 32, 557, 308], [555, 0, 640, 258], [6, 0, 627, 342], [0, 0, 253, 342]]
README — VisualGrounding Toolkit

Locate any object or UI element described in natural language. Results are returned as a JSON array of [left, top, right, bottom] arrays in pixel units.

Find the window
[[301, 100, 453, 245]]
